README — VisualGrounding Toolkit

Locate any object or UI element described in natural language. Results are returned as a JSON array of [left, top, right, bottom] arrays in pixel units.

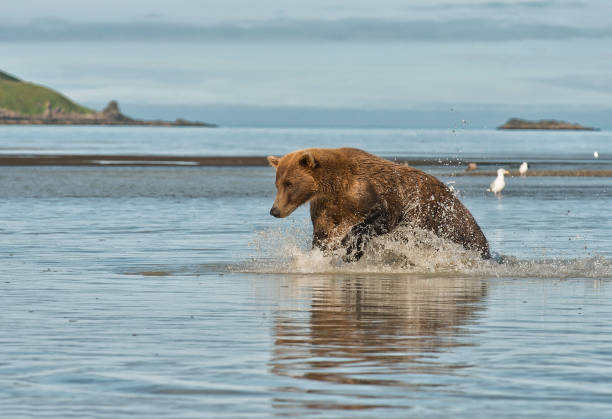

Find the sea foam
[[239, 225, 612, 279]]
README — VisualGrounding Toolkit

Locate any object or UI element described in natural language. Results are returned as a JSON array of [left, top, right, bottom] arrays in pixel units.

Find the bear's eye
[[284, 181, 292, 188]]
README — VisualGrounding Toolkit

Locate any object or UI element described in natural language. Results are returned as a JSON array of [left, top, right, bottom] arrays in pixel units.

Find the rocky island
[[0, 70, 216, 127], [498, 118, 597, 131]]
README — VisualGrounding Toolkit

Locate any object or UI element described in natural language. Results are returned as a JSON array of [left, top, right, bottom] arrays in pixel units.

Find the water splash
[[239, 225, 612, 279]]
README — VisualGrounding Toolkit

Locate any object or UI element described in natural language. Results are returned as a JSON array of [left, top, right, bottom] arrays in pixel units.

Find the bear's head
[[267, 150, 319, 218]]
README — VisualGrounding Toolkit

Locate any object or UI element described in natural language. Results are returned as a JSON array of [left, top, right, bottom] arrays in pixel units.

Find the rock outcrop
[[498, 118, 597, 131]]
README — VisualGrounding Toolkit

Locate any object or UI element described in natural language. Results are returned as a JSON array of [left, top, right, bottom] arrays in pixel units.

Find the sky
[[1, 0, 611, 127]]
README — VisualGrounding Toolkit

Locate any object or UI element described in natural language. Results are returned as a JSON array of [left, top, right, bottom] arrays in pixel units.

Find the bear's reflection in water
[[270, 276, 487, 411]]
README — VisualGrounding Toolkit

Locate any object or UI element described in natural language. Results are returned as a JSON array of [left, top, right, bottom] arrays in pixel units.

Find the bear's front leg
[[341, 202, 392, 262]]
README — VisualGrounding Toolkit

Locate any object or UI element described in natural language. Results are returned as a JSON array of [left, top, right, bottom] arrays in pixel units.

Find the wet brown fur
[[268, 147, 490, 259]]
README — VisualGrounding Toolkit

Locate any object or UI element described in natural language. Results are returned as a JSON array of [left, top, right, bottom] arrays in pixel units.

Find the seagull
[[594, 151, 599, 159], [488, 168, 510, 194], [519, 162, 528, 176]]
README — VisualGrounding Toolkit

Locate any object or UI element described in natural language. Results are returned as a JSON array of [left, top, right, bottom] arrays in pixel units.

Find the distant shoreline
[[0, 118, 217, 127], [0, 101, 216, 127], [1, 154, 610, 176], [1, 70, 217, 127]]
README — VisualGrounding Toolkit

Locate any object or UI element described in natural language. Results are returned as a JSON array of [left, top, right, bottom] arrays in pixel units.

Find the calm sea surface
[[1, 127, 612, 417]]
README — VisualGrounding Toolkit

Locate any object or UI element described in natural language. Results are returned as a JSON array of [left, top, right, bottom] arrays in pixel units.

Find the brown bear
[[267, 147, 490, 260]]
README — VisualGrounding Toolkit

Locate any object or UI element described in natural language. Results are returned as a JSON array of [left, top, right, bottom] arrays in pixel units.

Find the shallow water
[[1, 127, 612, 417], [1, 126, 611, 165]]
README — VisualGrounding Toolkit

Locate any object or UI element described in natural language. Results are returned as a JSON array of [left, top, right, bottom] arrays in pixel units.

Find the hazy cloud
[[1, 17, 611, 43], [413, 0, 585, 10], [533, 74, 612, 93], [119, 102, 612, 129]]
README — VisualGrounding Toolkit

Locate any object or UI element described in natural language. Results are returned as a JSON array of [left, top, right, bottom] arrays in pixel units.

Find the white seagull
[[519, 162, 528, 176], [594, 151, 599, 159], [488, 168, 510, 194]]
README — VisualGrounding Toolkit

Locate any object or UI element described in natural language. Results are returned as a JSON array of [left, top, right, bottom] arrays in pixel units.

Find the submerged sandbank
[[0, 154, 611, 176], [454, 169, 612, 177]]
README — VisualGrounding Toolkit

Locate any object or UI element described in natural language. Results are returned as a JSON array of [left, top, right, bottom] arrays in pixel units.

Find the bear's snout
[[270, 207, 281, 218]]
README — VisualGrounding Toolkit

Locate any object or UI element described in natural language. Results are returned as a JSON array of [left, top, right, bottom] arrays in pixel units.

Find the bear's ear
[[299, 152, 318, 169], [267, 156, 280, 169]]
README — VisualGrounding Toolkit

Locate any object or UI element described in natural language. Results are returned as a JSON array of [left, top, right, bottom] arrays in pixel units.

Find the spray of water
[[239, 224, 612, 279]]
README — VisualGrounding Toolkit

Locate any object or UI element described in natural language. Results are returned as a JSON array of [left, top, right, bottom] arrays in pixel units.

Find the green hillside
[[0, 70, 20, 82], [0, 70, 93, 116]]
